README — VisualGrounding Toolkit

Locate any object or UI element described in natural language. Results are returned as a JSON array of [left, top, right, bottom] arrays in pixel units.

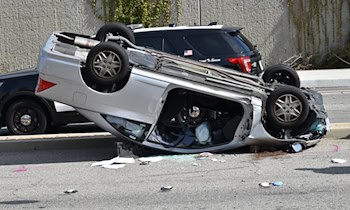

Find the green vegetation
[[91, 0, 181, 27]]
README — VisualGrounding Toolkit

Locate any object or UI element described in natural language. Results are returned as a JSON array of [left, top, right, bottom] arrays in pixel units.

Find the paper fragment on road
[[331, 158, 347, 164], [91, 156, 135, 167]]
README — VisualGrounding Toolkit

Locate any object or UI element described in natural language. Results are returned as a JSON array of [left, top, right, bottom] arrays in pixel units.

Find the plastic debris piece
[[291, 143, 303, 153], [259, 182, 271, 188], [139, 161, 150, 165], [195, 152, 214, 160], [211, 158, 226, 163], [14, 166, 28, 172], [160, 186, 173, 192], [192, 162, 200, 166], [139, 156, 163, 163], [331, 158, 347, 164], [272, 181, 283, 186], [101, 164, 126, 169], [64, 189, 78, 194], [198, 152, 213, 157]]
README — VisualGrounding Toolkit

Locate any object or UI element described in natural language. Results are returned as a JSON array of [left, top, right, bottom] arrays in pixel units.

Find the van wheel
[[266, 86, 309, 129], [96, 22, 135, 45], [84, 42, 129, 86], [5, 100, 48, 135], [262, 64, 300, 87]]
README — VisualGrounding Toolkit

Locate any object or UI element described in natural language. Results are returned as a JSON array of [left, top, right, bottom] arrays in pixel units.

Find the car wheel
[[84, 42, 129, 86], [266, 86, 309, 129], [95, 22, 135, 44], [5, 100, 48, 135], [262, 64, 300, 87]]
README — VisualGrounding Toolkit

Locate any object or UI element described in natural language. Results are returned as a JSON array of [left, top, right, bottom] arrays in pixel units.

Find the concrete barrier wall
[[0, 0, 103, 72], [178, 0, 350, 66], [0, 0, 349, 72]]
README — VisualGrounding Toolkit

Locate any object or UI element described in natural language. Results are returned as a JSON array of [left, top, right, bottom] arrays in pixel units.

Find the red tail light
[[36, 78, 56, 93], [227, 56, 252, 73]]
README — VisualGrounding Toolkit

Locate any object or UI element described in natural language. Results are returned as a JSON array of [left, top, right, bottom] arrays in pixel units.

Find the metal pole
[[198, 0, 202, 25]]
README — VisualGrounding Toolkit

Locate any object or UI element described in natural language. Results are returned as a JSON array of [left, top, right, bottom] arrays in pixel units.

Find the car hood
[[0, 68, 37, 79]]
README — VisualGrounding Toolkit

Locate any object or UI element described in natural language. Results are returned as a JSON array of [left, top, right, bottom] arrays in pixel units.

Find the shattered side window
[[103, 115, 150, 141]]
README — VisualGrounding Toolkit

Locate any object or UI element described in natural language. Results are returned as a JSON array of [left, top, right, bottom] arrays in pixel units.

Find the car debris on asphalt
[[64, 189, 78, 194], [91, 156, 135, 169], [331, 158, 347, 164], [290, 143, 303, 153], [160, 186, 173, 192], [259, 181, 283, 188]]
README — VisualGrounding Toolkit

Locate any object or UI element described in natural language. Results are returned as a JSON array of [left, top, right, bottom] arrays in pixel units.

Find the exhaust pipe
[[74, 37, 100, 48]]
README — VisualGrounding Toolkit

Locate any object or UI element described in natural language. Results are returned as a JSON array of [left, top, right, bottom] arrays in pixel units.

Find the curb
[[328, 123, 350, 139], [298, 68, 350, 88], [0, 132, 116, 152], [0, 123, 348, 152]]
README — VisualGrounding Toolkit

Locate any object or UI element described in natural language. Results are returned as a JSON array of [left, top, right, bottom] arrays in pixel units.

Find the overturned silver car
[[36, 23, 329, 154]]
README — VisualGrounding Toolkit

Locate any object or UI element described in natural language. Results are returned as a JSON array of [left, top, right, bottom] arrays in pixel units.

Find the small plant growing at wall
[[91, 0, 181, 27]]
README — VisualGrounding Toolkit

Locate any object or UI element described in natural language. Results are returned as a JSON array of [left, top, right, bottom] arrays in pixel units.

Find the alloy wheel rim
[[93, 50, 122, 79], [273, 94, 302, 122]]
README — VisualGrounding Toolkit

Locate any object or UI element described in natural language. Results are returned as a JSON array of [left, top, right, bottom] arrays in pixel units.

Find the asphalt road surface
[[317, 87, 350, 123], [1, 135, 350, 209]]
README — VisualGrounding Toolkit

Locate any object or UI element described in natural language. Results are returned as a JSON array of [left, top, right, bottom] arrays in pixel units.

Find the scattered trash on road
[[14, 166, 28, 173], [139, 161, 150, 165], [291, 143, 303, 153], [139, 156, 163, 163], [64, 189, 78, 194], [272, 181, 283, 186], [259, 181, 283, 188], [259, 182, 271, 188], [194, 152, 214, 160], [211, 158, 226, 163], [160, 186, 173, 192], [331, 158, 347, 164], [192, 162, 200, 166], [91, 156, 135, 167], [91, 156, 134, 169]]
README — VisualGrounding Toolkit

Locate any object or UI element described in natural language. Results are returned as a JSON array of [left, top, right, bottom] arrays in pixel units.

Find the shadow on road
[[295, 166, 350, 175], [0, 147, 119, 166]]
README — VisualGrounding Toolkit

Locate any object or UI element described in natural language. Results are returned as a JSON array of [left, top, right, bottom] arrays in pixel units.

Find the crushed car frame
[[35, 23, 329, 154]]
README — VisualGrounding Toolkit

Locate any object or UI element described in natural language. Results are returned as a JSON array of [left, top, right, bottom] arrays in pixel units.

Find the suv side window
[[135, 34, 176, 54], [184, 32, 233, 56]]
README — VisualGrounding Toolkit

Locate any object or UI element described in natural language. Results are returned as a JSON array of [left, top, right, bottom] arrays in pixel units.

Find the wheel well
[[1, 96, 52, 125]]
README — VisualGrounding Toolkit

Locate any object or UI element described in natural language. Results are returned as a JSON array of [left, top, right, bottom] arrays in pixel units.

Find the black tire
[[95, 22, 135, 44], [5, 100, 48, 135], [262, 64, 300, 87], [85, 42, 129, 86], [266, 86, 309, 129]]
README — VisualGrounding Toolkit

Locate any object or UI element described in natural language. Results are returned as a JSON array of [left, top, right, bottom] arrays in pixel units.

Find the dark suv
[[132, 24, 300, 87]]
